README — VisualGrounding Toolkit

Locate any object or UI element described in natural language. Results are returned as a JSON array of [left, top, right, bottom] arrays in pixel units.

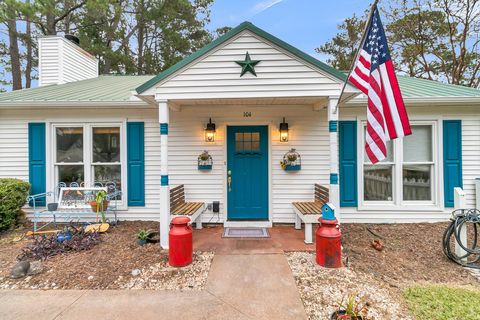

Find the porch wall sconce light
[[204, 118, 216, 142], [279, 117, 289, 142]]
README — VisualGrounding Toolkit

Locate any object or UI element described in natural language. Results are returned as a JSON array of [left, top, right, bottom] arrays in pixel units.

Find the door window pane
[[403, 165, 431, 200], [94, 165, 122, 198], [403, 125, 432, 162], [235, 133, 243, 141], [56, 127, 83, 162], [58, 165, 84, 185], [93, 127, 120, 163], [364, 165, 393, 201]]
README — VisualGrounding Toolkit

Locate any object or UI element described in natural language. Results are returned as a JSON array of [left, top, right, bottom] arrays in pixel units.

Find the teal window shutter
[[339, 121, 357, 207], [28, 123, 46, 206], [443, 120, 462, 208], [127, 122, 145, 206]]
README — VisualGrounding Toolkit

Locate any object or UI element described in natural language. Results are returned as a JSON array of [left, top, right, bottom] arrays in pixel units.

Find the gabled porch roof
[[135, 21, 348, 95]]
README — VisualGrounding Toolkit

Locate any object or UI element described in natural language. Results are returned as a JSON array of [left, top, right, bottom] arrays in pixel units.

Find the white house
[[1, 22, 479, 248]]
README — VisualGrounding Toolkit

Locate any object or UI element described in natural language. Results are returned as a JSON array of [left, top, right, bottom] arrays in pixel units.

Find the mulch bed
[[341, 222, 478, 287], [0, 221, 477, 294], [287, 222, 479, 320], [0, 221, 213, 290]]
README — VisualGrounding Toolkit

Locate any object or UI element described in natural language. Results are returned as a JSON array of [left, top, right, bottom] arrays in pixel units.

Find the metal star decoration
[[235, 52, 260, 77]]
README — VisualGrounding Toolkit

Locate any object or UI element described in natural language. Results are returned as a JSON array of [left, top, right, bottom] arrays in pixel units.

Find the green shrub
[[0, 178, 30, 231]]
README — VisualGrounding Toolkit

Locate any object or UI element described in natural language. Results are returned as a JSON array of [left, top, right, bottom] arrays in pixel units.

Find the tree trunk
[[25, 4, 33, 89], [136, 0, 145, 75], [7, 18, 22, 90]]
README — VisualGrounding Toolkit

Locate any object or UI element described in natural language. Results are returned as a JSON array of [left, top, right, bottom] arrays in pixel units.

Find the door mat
[[222, 227, 270, 238]]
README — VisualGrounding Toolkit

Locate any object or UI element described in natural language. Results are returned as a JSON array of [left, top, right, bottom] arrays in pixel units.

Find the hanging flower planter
[[280, 148, 301, 171], [198, 150, 213, 170]]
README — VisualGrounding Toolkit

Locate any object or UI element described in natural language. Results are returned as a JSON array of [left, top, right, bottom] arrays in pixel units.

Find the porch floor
[[193, 224, 315, 254]]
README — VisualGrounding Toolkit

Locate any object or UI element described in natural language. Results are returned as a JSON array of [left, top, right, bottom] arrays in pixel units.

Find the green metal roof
[[135, 21, 348, 94], [397, 76, 480, 98], [0, 75, 154, 103]]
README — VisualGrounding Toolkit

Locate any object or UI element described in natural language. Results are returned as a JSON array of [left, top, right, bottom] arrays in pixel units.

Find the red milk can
[[316, 203, 342, 268], [169, 216, 193, 267]]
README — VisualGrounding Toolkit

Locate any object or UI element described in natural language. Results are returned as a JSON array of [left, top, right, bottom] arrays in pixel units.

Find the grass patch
[[404, 285, 480, 320]]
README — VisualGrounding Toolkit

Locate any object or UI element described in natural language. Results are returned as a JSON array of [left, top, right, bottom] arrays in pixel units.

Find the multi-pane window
[[235, 132, 260, 153], [92, 127, 121, 193], [56, 127, 84, 185], [363, 130, 394, 201], [362, 123, 435, 204], [402, 125, 433, 201], [54, 125, 123, 199]]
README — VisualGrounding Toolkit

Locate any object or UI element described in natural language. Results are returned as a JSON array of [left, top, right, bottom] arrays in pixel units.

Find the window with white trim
[[54, 124, 123, 200], [361, 122, 436, 205]]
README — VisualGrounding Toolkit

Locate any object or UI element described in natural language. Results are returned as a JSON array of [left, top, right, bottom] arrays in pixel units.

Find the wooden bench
[[170, 184, 205, 229], [292, 184, 329, 244]]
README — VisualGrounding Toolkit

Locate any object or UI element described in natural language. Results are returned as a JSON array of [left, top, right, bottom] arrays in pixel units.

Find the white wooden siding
[[151, 31, 343, 100], [1, 104, 479, 223], [38, 37, 98, 87], [168, 105, 328, 223], [339, 105, 480, 222]]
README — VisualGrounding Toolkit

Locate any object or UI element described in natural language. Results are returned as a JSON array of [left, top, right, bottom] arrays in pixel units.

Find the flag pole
[[333, 0, 380, 114]]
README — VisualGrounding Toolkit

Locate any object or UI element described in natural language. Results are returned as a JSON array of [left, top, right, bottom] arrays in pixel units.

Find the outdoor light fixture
[[204, 118, 216, 142], [279, 117, 289, 142]]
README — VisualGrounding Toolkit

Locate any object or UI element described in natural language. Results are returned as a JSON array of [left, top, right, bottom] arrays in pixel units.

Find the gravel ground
[[286, 252, 413, 320], [116, 251, 214, 290]]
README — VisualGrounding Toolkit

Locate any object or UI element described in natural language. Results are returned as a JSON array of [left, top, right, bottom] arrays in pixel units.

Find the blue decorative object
[[198, 151, 213, 170], [57, 231, 72, 243], [285, 165, 301, 171], [322, 203, 336, 220], [160, 123, 169, 135], [330, 173, 338, 184], [161, 175, 169, 186], [281, 148, 301, 171], [329, 120, 338, 132]]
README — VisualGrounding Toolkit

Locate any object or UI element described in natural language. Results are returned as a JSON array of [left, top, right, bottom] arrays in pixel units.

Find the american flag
[[348, 8, 411, 164]]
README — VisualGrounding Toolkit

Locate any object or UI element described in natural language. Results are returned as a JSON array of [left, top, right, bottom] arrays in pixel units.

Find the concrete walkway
[[0, 254, 307, 320]]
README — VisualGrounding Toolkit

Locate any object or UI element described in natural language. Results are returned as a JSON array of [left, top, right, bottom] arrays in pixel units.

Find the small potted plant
[[198, 150, 213, 170], [331, 293, 370, 320], [136, 229, 151, 246], [90, 190, 109, 223], [281, 148, 301, 171]]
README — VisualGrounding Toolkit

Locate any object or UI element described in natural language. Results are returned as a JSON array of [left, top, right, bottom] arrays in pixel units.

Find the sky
[[207, 0, 372, 60], [0, 0, 374, 92]]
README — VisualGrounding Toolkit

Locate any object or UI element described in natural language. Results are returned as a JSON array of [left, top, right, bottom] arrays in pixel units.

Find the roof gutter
[[0, 100, 153, 109], [344, 96, 480, 107]]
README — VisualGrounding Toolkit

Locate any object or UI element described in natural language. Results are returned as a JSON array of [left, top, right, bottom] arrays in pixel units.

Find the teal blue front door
[[227, 126, 269, 220]]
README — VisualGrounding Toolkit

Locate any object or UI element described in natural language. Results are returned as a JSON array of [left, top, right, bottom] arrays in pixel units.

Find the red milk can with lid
[[316, 203, 342, 268], [169, 216, 193, 267]]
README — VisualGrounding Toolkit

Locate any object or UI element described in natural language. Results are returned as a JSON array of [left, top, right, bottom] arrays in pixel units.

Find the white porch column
[[158, 100, 170, 249], [328, 97, 340, 221], [454, 187, 467, 262]]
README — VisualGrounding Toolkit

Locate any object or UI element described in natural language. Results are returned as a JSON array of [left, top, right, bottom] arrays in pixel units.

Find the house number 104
[[243, 112, 252, 117]]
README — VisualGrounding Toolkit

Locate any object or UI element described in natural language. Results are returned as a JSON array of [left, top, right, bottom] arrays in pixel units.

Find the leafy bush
[[18, 226, 101, 261], [0, 178, 30, 231]]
